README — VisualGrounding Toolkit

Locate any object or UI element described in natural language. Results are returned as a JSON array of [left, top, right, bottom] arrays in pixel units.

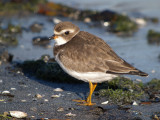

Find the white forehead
[[54, 29, 75, 35]]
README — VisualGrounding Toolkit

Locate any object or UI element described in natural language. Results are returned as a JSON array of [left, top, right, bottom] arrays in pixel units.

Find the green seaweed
[[0, 23, 21, 46], [0, 114, 12, 120], [147, 29, 160, 45], [146, 78, 160, 91], [109, 15, 138, 35], [97, 77, 144, 104]]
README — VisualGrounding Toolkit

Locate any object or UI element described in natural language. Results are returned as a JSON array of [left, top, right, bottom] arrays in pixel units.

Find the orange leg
[[73, 81, 97, 106]]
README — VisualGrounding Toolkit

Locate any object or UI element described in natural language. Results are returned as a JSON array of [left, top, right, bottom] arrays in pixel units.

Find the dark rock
[[32, 36, 50, 46], [144, 79, 160, 102], [18, 59, 83, 83], [30, 23, 43, 33], [147, 29, 160, 45], [0, 47, 13, 64]]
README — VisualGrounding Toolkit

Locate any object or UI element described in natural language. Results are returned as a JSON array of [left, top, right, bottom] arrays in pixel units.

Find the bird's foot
[[72, 99, 86, 103], [77, 102, 96, 106]]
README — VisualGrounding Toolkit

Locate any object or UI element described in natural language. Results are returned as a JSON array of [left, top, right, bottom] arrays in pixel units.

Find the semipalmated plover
[[49, 21, 148, 106]]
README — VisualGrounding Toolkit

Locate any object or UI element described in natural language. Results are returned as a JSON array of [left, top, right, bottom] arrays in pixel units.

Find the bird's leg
[[78, 81, 97, 106], [72, 81, 97, 106], [86, 82, 97, 103]]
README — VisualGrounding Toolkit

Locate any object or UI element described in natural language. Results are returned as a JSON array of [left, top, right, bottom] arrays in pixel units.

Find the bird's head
[[49, 21, 80, 46]]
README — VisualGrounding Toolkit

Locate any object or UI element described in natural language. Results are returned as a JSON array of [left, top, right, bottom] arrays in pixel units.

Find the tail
[[129, 69, 148, 77]]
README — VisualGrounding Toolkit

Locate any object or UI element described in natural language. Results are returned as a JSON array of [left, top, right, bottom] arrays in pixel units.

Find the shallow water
[[3, 0, 160, 82]]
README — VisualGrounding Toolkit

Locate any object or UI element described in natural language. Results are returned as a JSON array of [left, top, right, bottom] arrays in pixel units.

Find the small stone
[[32, 98, 37, 101], [65, 112, 76, 117], [84, 17, 91, 23], [133, 101, 138, 106], [21, 100, 27, 102], [133, 18, 146, 26], [2, 91, 10, 94], [0, 79, 3, 83], [51, 94, 61, 98], [3, 112, 9, 117], [54, 88, 63, 92], [44, 99, 48, 102], [20, 45, 25, 49], [57, 107, 64, 112], [9, 111, 27, 118], [30, 107, 37, 112], [30, 23, 43, 33], [53, 18, 61, 24], [151, 70, 155, 73], [31, 116, 35, 118], [17, 71, 21, 74], [10, 88, 16, 90], [135, 79, 142, 82], [35, 94, 42, 99], [101, 101, 109, 105], [103, 22, 110, 27]]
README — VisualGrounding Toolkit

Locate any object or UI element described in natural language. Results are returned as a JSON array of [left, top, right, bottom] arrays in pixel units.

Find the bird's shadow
[[27, 74, 90, 100]]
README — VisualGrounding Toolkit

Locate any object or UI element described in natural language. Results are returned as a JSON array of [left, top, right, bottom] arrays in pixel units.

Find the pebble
[[10, 88, 16, 91], [21, 100, 27, 102], [51, 94, 61, 98], [0, 79, 3, 83], [35, 94, 42, 99], [84, 17, 91, 23], [101, 101, 109, 105], [9, 111, 27, 118], [44, 99, 49, 102], [17, 71, 21, 74], [20, 45, 25, 49], [65, 112, 76, 117], [103, 22, 110, 27], [151, 70, 155, 73], [133, 18, 146, 26], [54, 88, 63, 92], [57, 107, 64, 112], [135, 79, 142, 82], [2, 91, 10, 94], [3, 112, 9, 116], [32, 98, 37, 101], [30, 107, 37, 112], [53, 18, 61, 24], [30, 23, 43, 32], [133, 101, 138, 106]]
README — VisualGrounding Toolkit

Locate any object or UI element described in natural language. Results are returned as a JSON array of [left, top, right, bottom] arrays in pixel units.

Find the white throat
[[54, 36, 67, 46]]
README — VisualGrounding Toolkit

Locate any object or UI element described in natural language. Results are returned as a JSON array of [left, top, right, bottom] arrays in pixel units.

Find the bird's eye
[[65, 31, 69, 35]]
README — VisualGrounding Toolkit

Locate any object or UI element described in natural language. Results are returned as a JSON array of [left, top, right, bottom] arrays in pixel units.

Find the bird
[[49, 21, 148, 106]]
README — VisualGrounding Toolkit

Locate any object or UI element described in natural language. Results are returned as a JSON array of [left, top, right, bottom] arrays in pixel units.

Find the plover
[[49, 21, 148, 106]]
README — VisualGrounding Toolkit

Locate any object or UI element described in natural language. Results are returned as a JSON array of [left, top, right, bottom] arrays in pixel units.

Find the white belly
[[55, 55, 117, 83]]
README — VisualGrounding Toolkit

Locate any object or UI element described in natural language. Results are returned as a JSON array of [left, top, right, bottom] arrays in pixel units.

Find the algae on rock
[[97, 77, 144, 104]]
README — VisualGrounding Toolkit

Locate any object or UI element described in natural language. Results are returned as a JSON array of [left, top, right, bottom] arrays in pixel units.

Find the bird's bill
[[49, 34, 58, 40]]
